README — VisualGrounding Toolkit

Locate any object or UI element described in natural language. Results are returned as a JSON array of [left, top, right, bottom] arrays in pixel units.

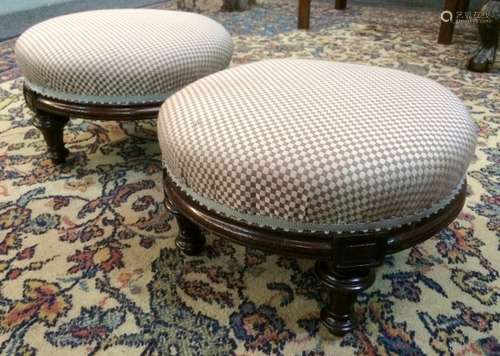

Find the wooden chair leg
[[298, 0, 311, 29], [438, 0, 459, 44], [335, 0, 346, 10]]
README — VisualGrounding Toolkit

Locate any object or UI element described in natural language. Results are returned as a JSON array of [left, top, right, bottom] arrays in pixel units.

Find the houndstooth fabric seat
[[15, 9, 233, 105], [158, 59, 478, 233]]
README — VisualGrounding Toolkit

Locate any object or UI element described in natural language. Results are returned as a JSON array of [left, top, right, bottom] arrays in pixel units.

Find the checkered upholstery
[[158, 59, 477, 233], [15, 9, 233, 105]]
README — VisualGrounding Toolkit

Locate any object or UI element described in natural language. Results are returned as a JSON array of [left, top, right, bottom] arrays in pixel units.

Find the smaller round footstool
[[158, 59, 477, 335], [15, 9, 233, 164]]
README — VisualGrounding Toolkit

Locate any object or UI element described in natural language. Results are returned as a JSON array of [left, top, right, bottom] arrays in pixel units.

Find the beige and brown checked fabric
[[15, 9, 233, 105], [158, 59, 478, 233]]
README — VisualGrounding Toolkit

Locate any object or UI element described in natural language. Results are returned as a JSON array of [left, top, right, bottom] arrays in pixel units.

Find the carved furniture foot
[[315, 262, 375, 335], [175, 213, 206, 256], [163, 178, 206, 256], [32, 113, 70, 164], [468, 0, 500, 72]]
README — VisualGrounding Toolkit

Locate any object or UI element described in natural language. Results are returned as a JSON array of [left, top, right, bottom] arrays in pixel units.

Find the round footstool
[[16, 9, 233, 163], [158, 59, 477, 335]]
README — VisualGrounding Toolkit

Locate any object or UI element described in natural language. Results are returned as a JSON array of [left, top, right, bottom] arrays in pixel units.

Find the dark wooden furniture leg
[[438, 0, 470, 44], [24, 87, 70, 164], [22, 84, 161, 165], [175, 213, 206, 256], [163, 173, 206, 256], [468, 0, 500, 72], [438, 0, 459, 44], [316, 262, 375, 335], [32, 112, 70, 164], [298, 0, 311, 29], [298, 0, 347, 29], [459, 0, 470, 11], [335, 0, 347, 10]]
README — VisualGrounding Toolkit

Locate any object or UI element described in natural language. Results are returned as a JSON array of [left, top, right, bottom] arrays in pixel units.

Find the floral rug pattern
[[0, 1, 499, 355]]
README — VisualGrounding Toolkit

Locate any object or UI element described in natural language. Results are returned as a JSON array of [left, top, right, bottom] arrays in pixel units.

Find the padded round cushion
[[15, 9, 233, 105], [158, 59, 477, 233]]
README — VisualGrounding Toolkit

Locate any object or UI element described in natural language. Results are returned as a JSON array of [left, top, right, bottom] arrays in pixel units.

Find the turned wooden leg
[[315, 261, 375, 335], [335, 0, 346, 10], [32, 112, 70, 164], [175, 213, 206, 255], [163, 174, 206, 255], [298, 0, 311, 29]]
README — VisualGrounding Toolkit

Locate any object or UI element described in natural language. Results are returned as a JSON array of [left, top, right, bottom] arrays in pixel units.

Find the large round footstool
[[15, 9, 233, 164], [158, 59, 477, 335]]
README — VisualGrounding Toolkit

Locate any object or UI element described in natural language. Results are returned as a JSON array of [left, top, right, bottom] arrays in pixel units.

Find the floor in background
[[0, 0, 72, 16], [0, 1, 499, 355], [0, 0, 163, 40], [318, 0, 484, 10]]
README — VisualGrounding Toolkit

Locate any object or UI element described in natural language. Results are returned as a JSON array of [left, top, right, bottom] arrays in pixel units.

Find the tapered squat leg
[[32, 112, 69, 164], [175, 213, 206, 256], [163, 171, 206, 256], [315, 261, 375, 335]]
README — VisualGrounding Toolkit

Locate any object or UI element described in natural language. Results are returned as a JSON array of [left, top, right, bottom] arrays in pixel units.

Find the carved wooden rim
[[23, 86, 161, 121], [164, 171, 467, 260]]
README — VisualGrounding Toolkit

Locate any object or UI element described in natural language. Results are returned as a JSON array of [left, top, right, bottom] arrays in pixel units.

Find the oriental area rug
[[0, 1, 499, 355]]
